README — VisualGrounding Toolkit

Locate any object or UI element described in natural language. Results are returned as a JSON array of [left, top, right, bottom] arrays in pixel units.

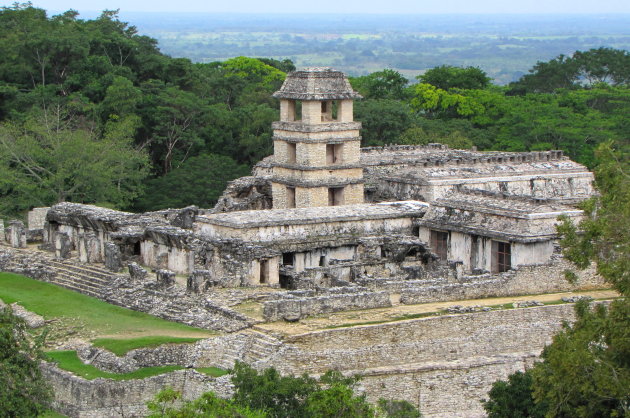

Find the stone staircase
[[215, 329, 283, 369], [46, 260, 115, 298], [0, 244, 119, 298]]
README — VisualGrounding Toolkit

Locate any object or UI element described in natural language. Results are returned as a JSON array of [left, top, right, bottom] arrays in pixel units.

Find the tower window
[[286, 187, 296, 208], [287, 142, 296, 164], [328, 187, 344, 206], [326, 144, 343, 165]]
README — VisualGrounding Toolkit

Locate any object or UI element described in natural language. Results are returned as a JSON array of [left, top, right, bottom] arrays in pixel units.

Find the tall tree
[[0, 307, 52, 417]]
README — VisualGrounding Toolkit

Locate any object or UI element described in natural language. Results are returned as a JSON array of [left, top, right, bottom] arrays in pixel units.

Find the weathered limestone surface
[[28, 207, 50, 230], [42, 363, 233, 418], [104, 242, 123, 272], [0, 219, 5, 242], [127, 262, 147, 281], [8, 220, 26, 248], [262, 290, 391, 321]]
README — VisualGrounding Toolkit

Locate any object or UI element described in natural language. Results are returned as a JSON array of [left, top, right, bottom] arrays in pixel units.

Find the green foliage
[[231, 361, 319, 417], [147, 363, 420, 417], [418, 65, 491, 90], [531, 299, 630, 417], [350, 69, 410, 100], [147, 388, 266, 418], [482, 370, 547, 418], [92, 336, 204, 356], [0, 117, 149, 217], [377, 399, 422, 418], [355, 99, 413, 146], [46, 350, 183, 380], [558, 141, 630, 294], [134, 153, 249, 211], [509, 48, 630, 94], [0, 306, 52, 417]]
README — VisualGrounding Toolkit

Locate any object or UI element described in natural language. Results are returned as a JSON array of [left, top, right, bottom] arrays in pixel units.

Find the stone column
[[54, 232, 71, 259], [8, 220, 26, 248], [0, 219, 5, 243], [104, 243, 123, 272], [156, 269, 176, 288]]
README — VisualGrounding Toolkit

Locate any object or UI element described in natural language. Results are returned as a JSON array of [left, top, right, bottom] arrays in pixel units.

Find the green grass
[[39, 411, 67, 418], [195, 367, 230, 377], [0, 272, 214, 339], [92, 336, 204, 356], [45, 351, 183, 380]]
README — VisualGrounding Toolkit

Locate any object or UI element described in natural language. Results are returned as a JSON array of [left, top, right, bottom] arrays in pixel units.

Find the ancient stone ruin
[[0, 67, 607, 417]]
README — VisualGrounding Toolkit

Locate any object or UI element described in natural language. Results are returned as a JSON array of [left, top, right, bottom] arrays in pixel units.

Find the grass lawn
[[45, 351, 184, 380], [92, 336, 205, 356], [195, 367, 230, 377], [0, 272, 215, 342]]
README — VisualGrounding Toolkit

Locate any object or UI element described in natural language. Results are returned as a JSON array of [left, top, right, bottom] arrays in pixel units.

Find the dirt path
[[256, 289, 619, 336]]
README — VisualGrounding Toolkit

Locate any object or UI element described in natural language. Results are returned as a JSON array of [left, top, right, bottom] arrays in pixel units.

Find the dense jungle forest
[[0, 4, 629, 218]]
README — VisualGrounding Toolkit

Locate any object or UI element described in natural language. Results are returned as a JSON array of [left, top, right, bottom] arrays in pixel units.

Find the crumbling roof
[[272, 67, 362, 100], [197, 201, 428, 229]]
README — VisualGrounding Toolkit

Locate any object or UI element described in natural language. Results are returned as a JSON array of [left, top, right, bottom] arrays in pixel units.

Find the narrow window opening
[[286, 187, 296, 208], [287, 142, 296, 164], [279, 274, 291, 289], [412, 226, 420, 236], [326, 144, 343, 165], [328, 187, 344, 206], [319, 255, 326, 267], [430, 230, 449, 260]]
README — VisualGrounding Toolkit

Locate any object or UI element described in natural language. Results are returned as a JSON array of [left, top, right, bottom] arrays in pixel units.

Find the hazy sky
[[13, 0, 630, 14]]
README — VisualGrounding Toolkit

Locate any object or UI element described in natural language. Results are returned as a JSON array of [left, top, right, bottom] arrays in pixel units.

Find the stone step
[[48, 279, 101, 298], [53, 274, 104, 294], [48, 261, 114, 280], [52, 266, 111, 286]]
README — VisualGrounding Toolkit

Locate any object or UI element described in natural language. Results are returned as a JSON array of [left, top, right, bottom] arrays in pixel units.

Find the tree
[[0, 307, 52, 417], [354, 99, 413, 146], [485, 141, 630, 417], [230, 361, 319, 418], [482, 370, 547, 418], [377, 399, 422, 418], [0, 116, 149, 217], [350, 69, 410, 100], [133, 153, 250, 211], [417, 65, 491, 91]]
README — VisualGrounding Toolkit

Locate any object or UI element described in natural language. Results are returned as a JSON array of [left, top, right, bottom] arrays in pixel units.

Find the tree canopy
[[0, 306, 52, 417]]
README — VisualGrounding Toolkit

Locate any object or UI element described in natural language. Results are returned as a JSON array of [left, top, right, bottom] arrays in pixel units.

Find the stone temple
[[0, 67, 607, 417], [2, 67, 598, 298]]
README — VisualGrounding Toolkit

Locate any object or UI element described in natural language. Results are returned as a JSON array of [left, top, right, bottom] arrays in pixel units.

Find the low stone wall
[[262, 291, 392, 322], [261, 304, 593, 417], [42, 363, 233, 418], [400, 257, 603, 305]]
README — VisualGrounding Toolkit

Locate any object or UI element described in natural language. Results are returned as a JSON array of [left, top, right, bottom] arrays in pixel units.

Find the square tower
[[270, 68, 364, 209]]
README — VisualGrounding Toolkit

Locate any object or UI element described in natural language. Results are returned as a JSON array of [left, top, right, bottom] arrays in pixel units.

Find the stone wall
[[263, 303, 593, 417], [28, 207, 50, 230], [262, 291, 391, 321], [42, 363, 233, 418]]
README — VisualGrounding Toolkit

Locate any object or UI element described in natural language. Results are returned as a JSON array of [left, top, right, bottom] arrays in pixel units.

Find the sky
[[12, 0, 630, 15]]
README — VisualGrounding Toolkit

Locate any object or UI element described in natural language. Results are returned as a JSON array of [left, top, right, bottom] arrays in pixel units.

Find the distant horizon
[[15, 0, 630, 16]]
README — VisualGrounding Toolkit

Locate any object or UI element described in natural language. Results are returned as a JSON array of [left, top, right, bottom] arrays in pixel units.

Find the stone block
[[0, 219, 5, 243], [156, 269, 176, 288], [128, 262, 148, 281], [27, 207, 49, 230], [8, 220, 26, 248], [54, 232, 71, 259], [104, 242, 123, 272], [187, 270, 214, 293]]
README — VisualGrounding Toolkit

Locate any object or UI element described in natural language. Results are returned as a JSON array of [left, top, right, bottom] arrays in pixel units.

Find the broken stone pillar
[[187, 270, 213, 293], [156, 269, 176, 288], [85, 233, 101, 263], [54, 232, 71, 259], [0, 219, 5, 243], [128, 262, 148, 281], [104, 243, 123, 272], [171, 206, 198, 229], [8, 221, 26, 248]]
